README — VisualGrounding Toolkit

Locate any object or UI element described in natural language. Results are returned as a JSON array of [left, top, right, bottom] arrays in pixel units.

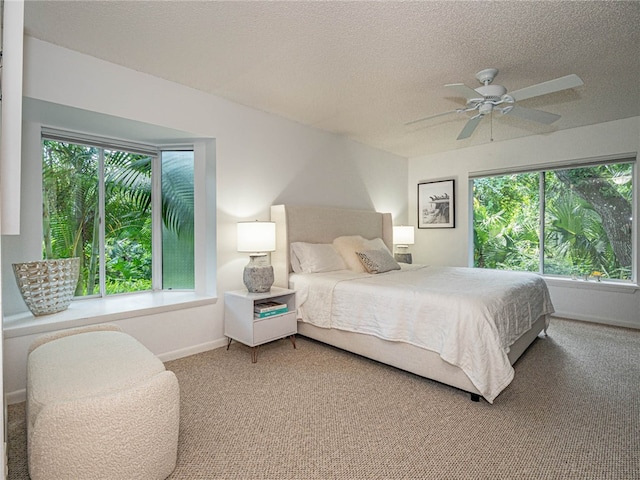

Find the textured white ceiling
[[23, 1, 640, 158]]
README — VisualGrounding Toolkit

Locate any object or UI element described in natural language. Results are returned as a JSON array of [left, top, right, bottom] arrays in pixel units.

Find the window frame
[[469, 154, 637, 284], [157, 147, 197, 291], [41, 128, 196, 298]]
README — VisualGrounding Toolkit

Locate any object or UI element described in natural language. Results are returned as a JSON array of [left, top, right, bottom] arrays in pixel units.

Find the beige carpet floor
[[8, 317, 640, 479]]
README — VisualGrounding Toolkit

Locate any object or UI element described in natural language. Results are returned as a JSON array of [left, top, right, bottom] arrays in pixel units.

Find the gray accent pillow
[[356, 249, 401, 274]]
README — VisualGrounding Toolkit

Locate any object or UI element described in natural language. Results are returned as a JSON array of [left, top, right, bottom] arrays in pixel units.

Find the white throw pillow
[[332, 235, 368, 273], [290, 242, 347, 273], [332, 236, 393, 273], [364, 237, 392, 255]]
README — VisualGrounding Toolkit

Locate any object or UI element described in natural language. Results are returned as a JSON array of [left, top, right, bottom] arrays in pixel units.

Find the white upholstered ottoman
[[26, 324, 180, 480]]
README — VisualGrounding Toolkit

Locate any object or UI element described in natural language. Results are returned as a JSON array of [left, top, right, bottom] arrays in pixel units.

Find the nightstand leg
[[251, 346, 259, 363], [289, 335, 296, 349], [226, 337, 233, 350]]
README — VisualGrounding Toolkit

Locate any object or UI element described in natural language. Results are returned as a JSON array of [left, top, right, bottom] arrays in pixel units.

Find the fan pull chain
[[490, 110, 494, 142]]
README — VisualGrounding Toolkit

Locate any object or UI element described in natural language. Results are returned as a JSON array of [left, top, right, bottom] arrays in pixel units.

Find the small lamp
[[393, 226, 415, 264], [237, 221, 276, 293]]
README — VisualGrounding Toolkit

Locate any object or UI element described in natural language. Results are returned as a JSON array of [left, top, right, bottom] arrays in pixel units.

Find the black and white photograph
[[418, 180, 455, 228]]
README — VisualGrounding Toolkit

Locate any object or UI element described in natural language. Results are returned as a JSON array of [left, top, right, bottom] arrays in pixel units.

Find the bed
[[270, 204, 554, 403]]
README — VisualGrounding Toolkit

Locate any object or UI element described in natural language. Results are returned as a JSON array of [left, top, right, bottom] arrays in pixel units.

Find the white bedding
[[290, 265, 554, 403]]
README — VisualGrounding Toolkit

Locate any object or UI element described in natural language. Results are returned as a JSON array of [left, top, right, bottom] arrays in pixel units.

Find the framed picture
[[418, 179, 455, 228]]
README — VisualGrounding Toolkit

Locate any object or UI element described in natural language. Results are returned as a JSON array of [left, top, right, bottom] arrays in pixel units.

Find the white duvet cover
[[290, 265, 554, 403]]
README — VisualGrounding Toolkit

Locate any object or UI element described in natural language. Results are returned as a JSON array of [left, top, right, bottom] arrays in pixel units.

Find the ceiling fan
[[407, 68, 584, 140]]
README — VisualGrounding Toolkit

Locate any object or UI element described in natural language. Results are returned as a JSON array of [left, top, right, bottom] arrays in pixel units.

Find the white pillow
[[332, 236, 393, 273], [364, 237, 392, 255], [290, 242, 347, 274], [356, 249, 401, 274], [332, 235, 368, 273]]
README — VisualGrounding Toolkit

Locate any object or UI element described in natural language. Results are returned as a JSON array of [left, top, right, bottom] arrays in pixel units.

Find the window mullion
[[539, 172, 545, 275], [98, 148, 107, 296], [151, 155, 162, 290]]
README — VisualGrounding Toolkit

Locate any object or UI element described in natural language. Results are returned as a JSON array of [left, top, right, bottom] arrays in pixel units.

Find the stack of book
[[254, 301, 288, 318]]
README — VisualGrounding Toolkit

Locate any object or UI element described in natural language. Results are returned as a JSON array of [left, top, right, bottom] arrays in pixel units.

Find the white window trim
[[543, 276, 639, 293], [469, 152, 637, 179], [42, 129, 199, 296], [469, 154, 637, 285]]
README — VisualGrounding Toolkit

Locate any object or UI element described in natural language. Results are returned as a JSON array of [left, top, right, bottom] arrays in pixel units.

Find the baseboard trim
[[6, 338, 229, 405], [157, 338, 227, 363], [7, 390, 26, 405], [552, 311, 639, 330]]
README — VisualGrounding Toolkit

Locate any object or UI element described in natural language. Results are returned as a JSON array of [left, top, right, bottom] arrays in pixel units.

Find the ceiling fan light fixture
[[479, 103, 494, 116]]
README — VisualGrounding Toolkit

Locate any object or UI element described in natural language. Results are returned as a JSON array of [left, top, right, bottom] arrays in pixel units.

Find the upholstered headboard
[[270, 205, 393, 288]]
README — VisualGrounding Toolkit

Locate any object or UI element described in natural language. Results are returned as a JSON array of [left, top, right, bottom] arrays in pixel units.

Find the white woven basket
[[13, 258, 80, 316]]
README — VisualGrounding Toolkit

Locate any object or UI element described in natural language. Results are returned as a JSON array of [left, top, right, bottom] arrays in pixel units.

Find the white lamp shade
[[237, 221, 276, 253], [393, 226, 415, 245]]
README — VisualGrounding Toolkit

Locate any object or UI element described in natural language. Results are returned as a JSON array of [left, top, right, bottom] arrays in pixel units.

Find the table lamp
[[393, 225, 415, 264], [237, 221, 276, 293]]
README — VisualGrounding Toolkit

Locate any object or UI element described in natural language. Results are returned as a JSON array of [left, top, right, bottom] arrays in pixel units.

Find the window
[[472, 159, 634, 282], [42, 132, 195, 297], [161, 150, 195, 290]]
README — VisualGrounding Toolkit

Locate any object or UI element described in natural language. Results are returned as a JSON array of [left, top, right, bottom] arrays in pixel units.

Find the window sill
[[3, 291, 217, 339], [543, 276, 639, 294]]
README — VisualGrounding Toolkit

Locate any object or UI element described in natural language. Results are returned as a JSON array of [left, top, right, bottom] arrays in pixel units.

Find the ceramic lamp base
[[394, 252, 412, 264], [243, 254, 274, 293]]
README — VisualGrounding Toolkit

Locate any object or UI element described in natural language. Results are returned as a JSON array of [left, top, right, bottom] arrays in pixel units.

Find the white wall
[[2, 37, 407, 399], [408, 117, 640, 329]]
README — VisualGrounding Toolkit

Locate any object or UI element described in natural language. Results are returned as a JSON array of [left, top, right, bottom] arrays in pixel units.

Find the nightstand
[[224, 287, 297, 363]]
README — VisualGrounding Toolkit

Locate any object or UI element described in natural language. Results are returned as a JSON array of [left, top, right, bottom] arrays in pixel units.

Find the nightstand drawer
[[253, 311, 296, 344]]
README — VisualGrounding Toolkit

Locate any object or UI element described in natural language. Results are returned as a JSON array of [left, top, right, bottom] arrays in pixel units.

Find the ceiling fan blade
[[509, 74, 584, 102], [405, 110, 460, 126], [457, 115, 483, 140], [504, 105, 561, 124], [445, 83, 482, 101]]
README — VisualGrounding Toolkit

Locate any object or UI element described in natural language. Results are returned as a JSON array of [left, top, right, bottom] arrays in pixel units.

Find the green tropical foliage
[[473, 163, 633, 281], [473, 172, 540, 272], [42, 140, 195, 296]]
